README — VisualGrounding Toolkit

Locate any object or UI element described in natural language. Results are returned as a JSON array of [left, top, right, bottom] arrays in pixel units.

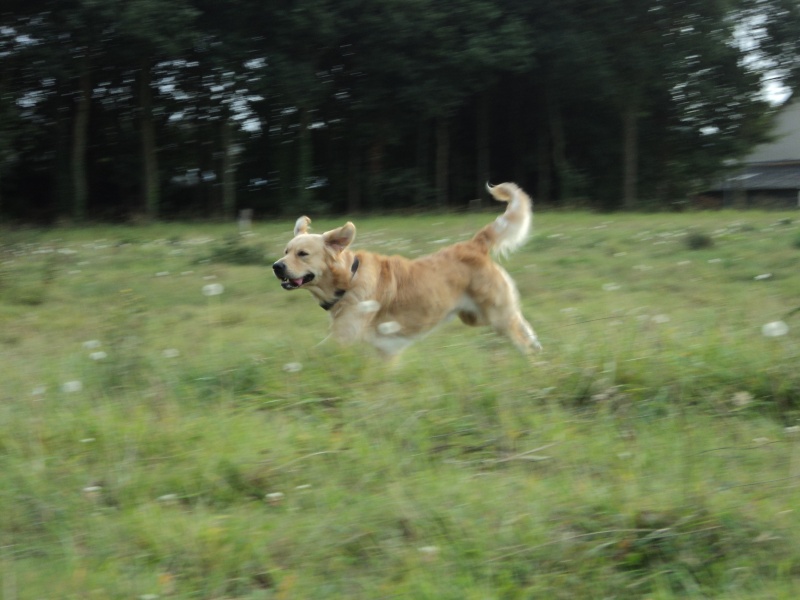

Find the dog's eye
[[297, 250, 309, 258]]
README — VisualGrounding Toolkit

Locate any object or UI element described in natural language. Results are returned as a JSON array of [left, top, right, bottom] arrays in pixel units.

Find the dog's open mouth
[[280, 273, 315, 290]]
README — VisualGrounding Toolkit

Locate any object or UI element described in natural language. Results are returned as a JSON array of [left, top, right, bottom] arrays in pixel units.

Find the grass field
[[1, 209, 799, 599]]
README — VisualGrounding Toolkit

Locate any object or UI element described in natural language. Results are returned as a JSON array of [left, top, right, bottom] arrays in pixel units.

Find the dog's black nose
[[272, 261, 286, 278]]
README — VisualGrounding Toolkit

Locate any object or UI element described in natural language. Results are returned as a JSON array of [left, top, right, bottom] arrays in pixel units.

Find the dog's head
[[272, 216, 356, 294]]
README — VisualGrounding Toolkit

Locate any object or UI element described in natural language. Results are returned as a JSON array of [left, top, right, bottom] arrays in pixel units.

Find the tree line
[[1, 0, 799, 222]]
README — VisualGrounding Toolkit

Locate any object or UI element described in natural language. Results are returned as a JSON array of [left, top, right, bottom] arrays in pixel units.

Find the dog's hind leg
[[507, 313, 543, 354], [486, 310, 541, 355], [479, 266, 542, 355]]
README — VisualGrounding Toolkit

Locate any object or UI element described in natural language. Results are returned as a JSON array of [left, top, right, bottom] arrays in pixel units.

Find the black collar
[[319, 256, 360, 311]]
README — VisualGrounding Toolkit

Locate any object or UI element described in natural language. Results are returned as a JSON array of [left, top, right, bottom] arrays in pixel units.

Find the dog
[[272, 182, 541, 359]]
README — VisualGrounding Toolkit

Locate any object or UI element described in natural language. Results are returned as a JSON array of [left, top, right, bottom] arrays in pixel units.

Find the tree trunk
[[547, 88, 569, 202], [346, 139, 361, 212], [139, 61, 159, 219], [296, 106, 313, 211], [475, 91, 490, 202], [55, 115, 72, 218], [415, 120, 430, 194], [367, 136, 384, 210], [71, 65, 92, 222], [435, 117, 450, 206], [536, 129, 551, 204], [0, 69, 4, 218], [220, 119, 237, 220], [621, 100, 639, 209]]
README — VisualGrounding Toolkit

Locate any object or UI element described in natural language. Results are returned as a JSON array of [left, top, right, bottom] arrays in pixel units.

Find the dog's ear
[[322, 222, 356, 253], [293, 216, 311, 236]]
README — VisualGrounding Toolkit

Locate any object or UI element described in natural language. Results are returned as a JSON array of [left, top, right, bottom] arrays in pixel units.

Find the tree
[[346, 0, 532, 206], [527, 0, 790, 208], [113, 0, 199, 219], [7, 1, 112, 221], [2, 0, 799, 220], [746, 0, 800, 85]]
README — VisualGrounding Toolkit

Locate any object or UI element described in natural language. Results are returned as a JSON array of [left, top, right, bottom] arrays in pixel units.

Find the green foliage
[[685, 230, 715, 250], [3, 0, 800, 218], [1, 213, 799, 597], [198, 234, 268, 266]]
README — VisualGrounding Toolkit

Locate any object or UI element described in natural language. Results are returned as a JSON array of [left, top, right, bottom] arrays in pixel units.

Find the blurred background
[[1, 0, 799, 222]]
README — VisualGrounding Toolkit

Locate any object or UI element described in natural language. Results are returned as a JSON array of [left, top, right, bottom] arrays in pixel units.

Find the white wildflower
[[753, 532, 779, 544], [418, 546, 440, 561], [282, 362, 303, 373], [731, 391, 753, 407], [83, 340, 102, 349], [754, 273, 772, 281], [784, 426, 800, 436], [202, 283, 224, 296], [31, 386, 47, 396], [762, 321, 789, 338], [162, 348, 180, 358], [89, 351, 107, 361], [155, 271, 170, 277], [62, 381, 83, 393], [651, 314, 670, 324], [265, 492, 285, 505], [602, 283, 621, 292], [82, 485, 102, 499]]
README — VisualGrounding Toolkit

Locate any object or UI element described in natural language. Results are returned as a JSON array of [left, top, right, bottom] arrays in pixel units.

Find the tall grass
[[1, 211, 799, 598]]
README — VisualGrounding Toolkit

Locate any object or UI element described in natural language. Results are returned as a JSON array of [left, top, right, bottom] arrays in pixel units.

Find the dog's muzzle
[[272, 261, 287, 279], [273, 261, 314, 290]]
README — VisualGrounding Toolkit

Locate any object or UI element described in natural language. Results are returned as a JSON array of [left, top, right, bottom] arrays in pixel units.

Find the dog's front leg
[[329, 314, 370, 347]]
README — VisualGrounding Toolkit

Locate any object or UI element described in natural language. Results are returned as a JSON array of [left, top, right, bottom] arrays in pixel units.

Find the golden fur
[[272, 182, 541, 358]]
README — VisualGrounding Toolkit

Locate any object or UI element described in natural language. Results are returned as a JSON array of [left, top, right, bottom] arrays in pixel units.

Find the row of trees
[[1, 0, 799, 221]]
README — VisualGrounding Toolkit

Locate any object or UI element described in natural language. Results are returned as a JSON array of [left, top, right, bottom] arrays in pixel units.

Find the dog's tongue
[[291, 278, 304, 287]]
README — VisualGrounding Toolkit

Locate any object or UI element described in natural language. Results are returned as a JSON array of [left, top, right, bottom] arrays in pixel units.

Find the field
[[1, 209, 799, 599]]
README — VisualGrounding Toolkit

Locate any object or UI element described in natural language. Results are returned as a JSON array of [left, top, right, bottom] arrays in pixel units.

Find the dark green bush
[[200, 234, 267, 265], [685, 230, 714, 250]]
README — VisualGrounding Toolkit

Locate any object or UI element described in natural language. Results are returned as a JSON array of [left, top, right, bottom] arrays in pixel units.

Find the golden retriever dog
[[272, 182, 541, 359]]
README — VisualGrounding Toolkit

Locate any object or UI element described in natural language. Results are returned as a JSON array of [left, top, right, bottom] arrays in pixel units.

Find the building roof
[[746, 97, 800, 163], [707, 97, 800, 193], [720, 161, 800, 191]]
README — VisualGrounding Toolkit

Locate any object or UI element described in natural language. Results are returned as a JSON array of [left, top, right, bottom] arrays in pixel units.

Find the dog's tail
[[472, 182, 532, 257]]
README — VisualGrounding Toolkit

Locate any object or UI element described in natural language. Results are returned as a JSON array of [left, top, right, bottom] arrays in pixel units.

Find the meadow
[[1, 209, 799, 599]]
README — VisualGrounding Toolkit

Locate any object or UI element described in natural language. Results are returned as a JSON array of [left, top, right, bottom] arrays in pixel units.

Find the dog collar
[[319, 256, 360, 311]]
